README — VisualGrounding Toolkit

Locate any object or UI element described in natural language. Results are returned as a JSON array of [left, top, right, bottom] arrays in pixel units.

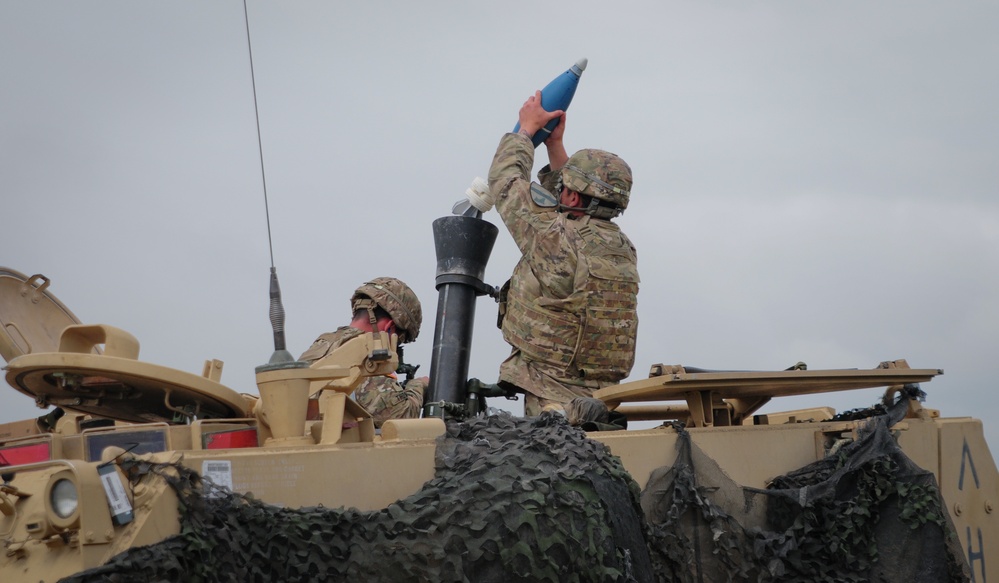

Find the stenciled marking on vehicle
[[967, 526, 987, 583], [960, 437, 986, 582], [961, 438, 981, 491]]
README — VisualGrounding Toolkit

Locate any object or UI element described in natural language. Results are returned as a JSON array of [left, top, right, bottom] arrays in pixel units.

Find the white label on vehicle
[[99, 466, 133, 518], [202, 460, 233, 497]]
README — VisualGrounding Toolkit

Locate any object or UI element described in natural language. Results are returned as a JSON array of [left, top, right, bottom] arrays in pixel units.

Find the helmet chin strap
[[558, 197, 622, 220], [355, 298, 392, 361], [557, 202, 588, 216], [588, 203, 623, 220], [555, 175, 622, 219]]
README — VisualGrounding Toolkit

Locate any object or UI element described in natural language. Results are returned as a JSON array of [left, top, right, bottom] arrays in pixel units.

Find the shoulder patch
[[530, 182, 558, 208]]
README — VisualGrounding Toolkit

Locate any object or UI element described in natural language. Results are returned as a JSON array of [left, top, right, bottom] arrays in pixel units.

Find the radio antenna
[[243, 0, 293, 364]]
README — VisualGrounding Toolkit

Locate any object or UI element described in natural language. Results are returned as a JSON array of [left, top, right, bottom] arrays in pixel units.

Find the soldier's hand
[[544, 112, 569, 171], [545, 112, 566, 145], [518, 90, 563, 138]]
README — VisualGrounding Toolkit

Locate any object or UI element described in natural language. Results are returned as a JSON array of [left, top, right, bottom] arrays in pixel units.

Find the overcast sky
[[2, 2, 997, 453]]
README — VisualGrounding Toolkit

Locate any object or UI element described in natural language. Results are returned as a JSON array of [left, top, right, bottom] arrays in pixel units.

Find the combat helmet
[[350, 277, 422, 343], [560, 149, 632, 216]]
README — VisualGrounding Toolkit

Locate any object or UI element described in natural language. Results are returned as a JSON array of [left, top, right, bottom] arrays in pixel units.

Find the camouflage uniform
[[489, 133, 639, 415], [299, 326, 426, 428], [299, 278, 425, 427]]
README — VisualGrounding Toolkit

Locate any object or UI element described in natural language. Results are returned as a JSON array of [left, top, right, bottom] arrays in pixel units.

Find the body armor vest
[[501, 219, 639, 382]]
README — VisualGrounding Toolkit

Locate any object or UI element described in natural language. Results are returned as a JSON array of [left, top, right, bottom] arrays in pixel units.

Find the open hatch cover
[[2, 268, 247, 423], [0, 267, 100, 363]]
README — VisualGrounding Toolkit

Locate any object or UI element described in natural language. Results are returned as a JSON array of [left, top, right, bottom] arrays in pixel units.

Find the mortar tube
[[424, 216, 498, 419]]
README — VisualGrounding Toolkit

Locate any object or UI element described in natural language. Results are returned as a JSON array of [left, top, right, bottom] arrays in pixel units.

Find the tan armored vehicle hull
[[0, 268, 991, 581], [1, 357, 993, 580]]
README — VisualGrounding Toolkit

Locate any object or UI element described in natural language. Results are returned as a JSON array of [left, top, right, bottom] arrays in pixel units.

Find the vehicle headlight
[[50, 478, 79, 519]]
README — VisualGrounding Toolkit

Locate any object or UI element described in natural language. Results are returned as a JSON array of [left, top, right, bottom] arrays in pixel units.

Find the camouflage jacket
[[489, 133, 639, 401], [298, 327, 425, 428]]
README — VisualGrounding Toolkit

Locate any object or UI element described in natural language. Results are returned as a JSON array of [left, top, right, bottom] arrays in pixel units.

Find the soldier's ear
[[376, 318, 397, 335], [563, 190, 582, 207]]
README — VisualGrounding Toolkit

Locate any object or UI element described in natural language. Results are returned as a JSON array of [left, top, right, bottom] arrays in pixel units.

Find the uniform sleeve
[[298, 327, 359, 363], [537, 163, 560, 194], [401, 377, 428, 416], [489, 133, 558, 256], [298, 338, 331, 363]]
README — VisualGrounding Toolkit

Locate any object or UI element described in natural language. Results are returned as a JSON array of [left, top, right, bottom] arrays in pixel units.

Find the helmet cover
[[560, 149, 632, 210], [350, 277, 422, 343]]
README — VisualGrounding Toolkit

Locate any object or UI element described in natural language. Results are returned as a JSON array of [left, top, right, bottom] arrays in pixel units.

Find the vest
[[501, 219, 639, 382]]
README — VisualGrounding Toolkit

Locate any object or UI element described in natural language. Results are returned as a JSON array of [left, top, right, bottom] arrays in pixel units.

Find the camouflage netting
[[642, 386, 971, 583], [63, 390, 970, 583], [62, 414, 653, 583]]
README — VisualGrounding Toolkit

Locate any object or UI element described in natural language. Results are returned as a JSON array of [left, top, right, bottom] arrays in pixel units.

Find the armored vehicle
[[0, 232, 993, 581]]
